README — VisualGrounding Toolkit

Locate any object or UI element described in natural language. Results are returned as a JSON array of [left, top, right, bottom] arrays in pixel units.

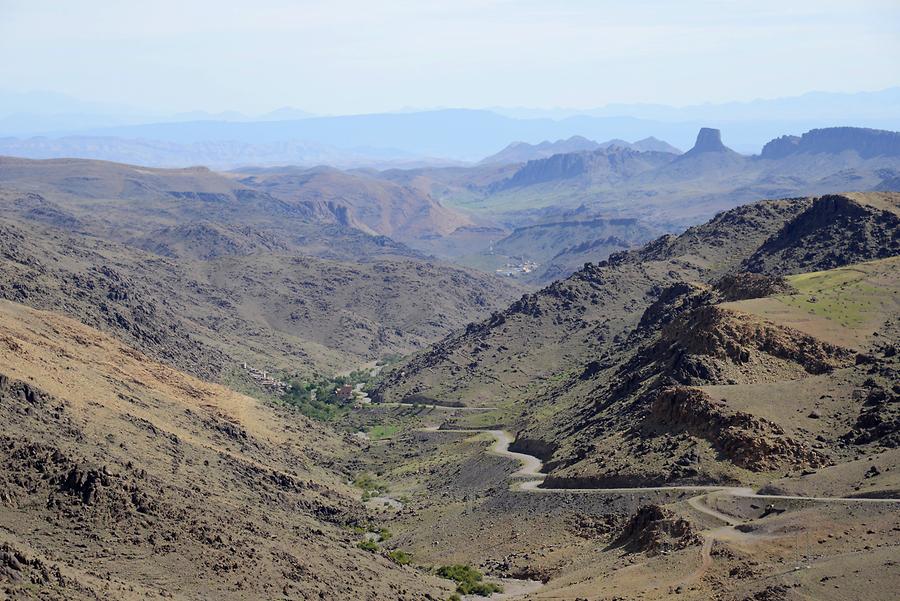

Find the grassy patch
[[780, 258, 899, 329], [367, 424, 400, 440]]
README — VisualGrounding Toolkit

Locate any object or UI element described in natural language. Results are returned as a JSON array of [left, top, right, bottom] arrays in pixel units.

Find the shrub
[[357, 540, 378, 552], [387, 549, 411, 565], [353, 473, 387, 494], [436, 565, 503, 596], [459, 581, 503, 596]]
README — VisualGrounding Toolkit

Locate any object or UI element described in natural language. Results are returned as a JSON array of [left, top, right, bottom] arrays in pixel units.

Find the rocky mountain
[[479, 136, 603, 165], [375, 196, 815, 406], [630, 136, 683, 154], [681, 127, 732, 154], [375, 192, 900, 487], [491, 146, 676, 191]]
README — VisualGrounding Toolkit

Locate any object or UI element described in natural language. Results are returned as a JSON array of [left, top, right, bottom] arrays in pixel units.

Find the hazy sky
[[2, 0, 899, 115]]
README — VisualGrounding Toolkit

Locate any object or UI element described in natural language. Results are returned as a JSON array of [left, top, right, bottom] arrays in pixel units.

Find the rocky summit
[[687, 127, 730, 153]]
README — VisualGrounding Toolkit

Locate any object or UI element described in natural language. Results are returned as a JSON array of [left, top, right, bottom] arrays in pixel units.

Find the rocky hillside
[[236, 165, 477, 249], [375, 196, 815, 405], [0, 299, 452, 600], [375, 192, 900, 487], [0, 212, 522, 381], [742, 192, 900, 274], [0, 156, 424, 262]]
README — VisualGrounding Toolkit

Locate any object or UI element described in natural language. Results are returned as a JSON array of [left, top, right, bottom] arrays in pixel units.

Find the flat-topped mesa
[[690, 127, 729, 153], [760, 127, 900, 159]]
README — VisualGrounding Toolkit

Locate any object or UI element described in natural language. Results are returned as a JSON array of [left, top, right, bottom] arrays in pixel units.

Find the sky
[[2, 0, 899, 115]]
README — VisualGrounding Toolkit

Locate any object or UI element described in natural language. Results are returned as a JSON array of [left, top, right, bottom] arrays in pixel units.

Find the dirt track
[[431, 427, 900, 599], [435, 427, 900, 505]]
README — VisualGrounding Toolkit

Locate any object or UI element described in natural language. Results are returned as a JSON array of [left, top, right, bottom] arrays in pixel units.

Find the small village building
[[335, 384, 354, 401]]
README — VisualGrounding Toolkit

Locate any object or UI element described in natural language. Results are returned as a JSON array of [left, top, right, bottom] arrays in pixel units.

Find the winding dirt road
[[436, 427, 900, 505], [429, 427, 900, 599]]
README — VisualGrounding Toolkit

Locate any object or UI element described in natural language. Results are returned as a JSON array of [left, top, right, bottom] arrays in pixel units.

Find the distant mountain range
[[369, 125, 900, 280], [479, 135, 681, 165], [1, 124, 898, 288], [1, 88, 899, 164], [470, 126, 900, 211], [0, 135, 450, 170]]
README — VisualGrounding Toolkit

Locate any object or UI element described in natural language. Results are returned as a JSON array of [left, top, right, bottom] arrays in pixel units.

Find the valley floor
[[353, 416, 899, 601]]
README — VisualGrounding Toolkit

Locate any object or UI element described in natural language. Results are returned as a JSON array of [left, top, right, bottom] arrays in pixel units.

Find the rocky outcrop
[[844, 372, 900, 447], [689, 128, 729, 153], [650, 387, 830, 471], [659, 306, 856, 377], [636, 282, 717, 333], [611, 504, 701, 555], [714, 272, 795, 301], [0, 543, 72, 593]]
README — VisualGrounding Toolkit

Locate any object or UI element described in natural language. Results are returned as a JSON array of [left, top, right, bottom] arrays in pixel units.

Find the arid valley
[[1, 2, 899, 600]]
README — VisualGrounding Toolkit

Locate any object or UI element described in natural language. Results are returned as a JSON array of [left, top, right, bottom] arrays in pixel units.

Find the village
[[494, 260, 538, 277], [242, 361, 374, 415], [240, 362, 290, 394]]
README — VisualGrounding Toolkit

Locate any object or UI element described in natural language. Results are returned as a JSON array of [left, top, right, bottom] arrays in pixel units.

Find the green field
[[367, 424, 400, 440], [779, 257, 899, 329]]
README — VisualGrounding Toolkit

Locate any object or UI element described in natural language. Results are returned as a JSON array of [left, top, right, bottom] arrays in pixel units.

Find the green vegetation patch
[[280, 368, 378, 421], [780, 258, 899, 329], [436, 565, 503, 596], [367, 424, 400, 440], [357, 540, 378, 552], [353, 472, 389, 501], [387, 549, 411, 565]]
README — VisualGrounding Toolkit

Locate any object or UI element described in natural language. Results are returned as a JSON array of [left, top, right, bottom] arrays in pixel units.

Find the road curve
[[428, 427, 900, 504]]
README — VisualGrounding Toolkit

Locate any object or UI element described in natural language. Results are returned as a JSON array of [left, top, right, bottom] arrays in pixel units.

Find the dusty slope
[[0, 299, 452, 600]]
